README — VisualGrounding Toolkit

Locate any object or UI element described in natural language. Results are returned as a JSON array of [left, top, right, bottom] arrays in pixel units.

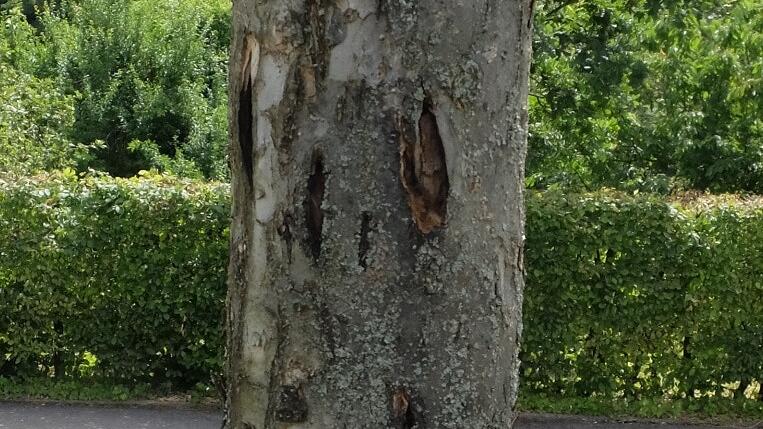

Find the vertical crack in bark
[[278, 213, 294, 264], [238, 36, 256, 190], [391, 388, 418, 429], [305, 0, 331, 81], [358, 211, 372, 269], [299, 0, 338, 102], [527, 0, 536, 28], [305, 153, 326, 261], [238, 76, 253, 189], [399, 98, 450, 235], [264, 306, 289, 428]]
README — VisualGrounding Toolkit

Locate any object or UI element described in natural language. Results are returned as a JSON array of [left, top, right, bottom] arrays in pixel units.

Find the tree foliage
[[528, 0, 763, 193], [3, 0, 761, 191], [0, 8, 88, 173], [0, 0, 231, 179]]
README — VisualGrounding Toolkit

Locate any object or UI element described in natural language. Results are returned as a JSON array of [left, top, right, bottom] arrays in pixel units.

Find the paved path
[[0, 402, 754, 428], [0, 402, 222, 429]]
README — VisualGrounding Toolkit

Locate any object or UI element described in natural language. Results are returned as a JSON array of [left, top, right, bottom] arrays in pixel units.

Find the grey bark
[[225, 1, 534, 428]]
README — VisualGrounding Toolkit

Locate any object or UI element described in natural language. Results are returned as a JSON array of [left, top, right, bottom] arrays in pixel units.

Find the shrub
[[0, 8, 89, 174], [0, 0, 231, 179], [522, 190, 763, 400], [2, 180, 761, 398], [0, 172, 229, 387], [0, 63, 84, 174]]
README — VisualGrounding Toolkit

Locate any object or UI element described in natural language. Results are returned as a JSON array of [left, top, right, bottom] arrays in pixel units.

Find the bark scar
[[358, 212, 372, 269], [275, 385, 308, 423], [391, 388, 418, 429], [278, 213, 294, 264], [305, 152, 326, 261], [238, 34, 259, 189], [399, 98, 450, 234]]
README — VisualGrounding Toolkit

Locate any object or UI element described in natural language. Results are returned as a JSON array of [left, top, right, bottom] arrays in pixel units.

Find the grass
[[518, 393, 763, 424], [0, 376, 218, 405], [3, 376, 763, 423], [0, 376, 151, 401]]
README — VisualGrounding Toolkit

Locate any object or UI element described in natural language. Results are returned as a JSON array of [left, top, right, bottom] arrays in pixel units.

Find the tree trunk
[[226, 1, 533, 427]]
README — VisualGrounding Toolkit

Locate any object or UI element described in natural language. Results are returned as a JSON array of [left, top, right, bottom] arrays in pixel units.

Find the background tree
[[225, 0, 533, 427], [528, 0, 763, 193], [3, 0, 760, 193], [0, 0, 231, 178], [0, 7, 85, 173]]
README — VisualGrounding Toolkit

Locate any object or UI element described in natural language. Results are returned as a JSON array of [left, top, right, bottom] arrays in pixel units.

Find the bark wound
[[238, 35, 257, 189], [305, 153, 326, 260], [358, 212, 372, 269], [399, 99, 449, 235], [278, 214, 294, 263], [391, 388, 418, 429], [275, 385, 308, 423]]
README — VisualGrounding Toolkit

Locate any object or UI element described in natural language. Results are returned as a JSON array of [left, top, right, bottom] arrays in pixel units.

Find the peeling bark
[[226, 0, 533, 427]]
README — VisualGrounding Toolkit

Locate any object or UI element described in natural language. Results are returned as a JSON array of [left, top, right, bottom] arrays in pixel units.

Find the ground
[[515, 413, 749, 429], [0, 402, 220, 429], [0, 402, 752, 428]]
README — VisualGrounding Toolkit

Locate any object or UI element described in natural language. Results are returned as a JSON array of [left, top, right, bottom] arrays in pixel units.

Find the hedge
[[0, 172, 229, 387], [1, 175, 761, 399], [522, 190, 763, 400]]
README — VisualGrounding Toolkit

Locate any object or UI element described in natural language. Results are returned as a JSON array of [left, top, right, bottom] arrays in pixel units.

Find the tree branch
[[543, 0, 579, 19]]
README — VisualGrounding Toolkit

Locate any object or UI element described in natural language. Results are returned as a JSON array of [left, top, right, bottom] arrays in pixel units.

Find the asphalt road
[[0, 402, 752, 428], [0, 402, 222, 429]]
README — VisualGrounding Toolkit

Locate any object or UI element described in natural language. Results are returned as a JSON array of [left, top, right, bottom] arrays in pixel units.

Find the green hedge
[[1, 176, 761, 399], [522, 191, 763, 400], [0, 172, 229, 387]]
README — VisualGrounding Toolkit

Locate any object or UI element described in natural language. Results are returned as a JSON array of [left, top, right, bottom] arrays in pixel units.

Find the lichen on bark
[[226, 0, 534, 427]]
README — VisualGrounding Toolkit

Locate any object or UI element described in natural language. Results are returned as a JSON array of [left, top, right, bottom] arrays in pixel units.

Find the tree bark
[[226, 1, 533, 427]]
